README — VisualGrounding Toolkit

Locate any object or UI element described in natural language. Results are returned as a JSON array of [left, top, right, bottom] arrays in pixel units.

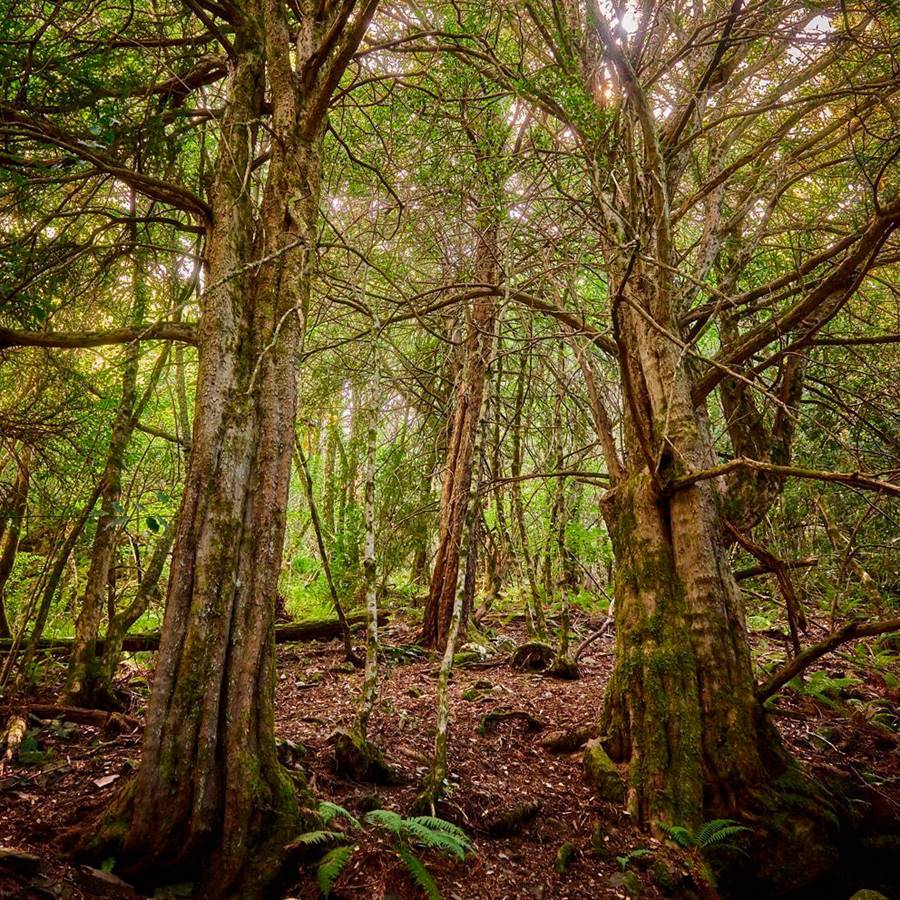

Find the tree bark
[[74, 4, 379, 894], [0, 448, 31, 639], [421, 287, 497, 647], [600, 290, 783, 827]]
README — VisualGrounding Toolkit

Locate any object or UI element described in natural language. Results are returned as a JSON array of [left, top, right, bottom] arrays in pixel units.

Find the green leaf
[[146, 515, 160, 533], [396, 845, 441, 900], [316, 844, 355, 898], [364, 808, 405, 834], [318, 800, 360, 829]]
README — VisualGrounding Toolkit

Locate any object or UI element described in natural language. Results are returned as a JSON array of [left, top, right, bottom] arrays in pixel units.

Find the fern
[[661, 824, 693, 848], [407, 816, 471, 844], [364, 808, 405, 834], [287, 829, 344, 849], [319, 800, 360, 828], [401, 820, 468, 860], [396, 845, 441, 900], [694, 819, 750, 848], [316, 844, 356, 898]]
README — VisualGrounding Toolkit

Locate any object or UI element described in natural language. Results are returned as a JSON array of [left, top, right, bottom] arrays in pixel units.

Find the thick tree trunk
[[74, 4, 378, 891], [600, 295, 782, 827]]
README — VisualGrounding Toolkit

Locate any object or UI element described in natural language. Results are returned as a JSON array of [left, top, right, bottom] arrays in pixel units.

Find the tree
[[2, 0, 378, 892]]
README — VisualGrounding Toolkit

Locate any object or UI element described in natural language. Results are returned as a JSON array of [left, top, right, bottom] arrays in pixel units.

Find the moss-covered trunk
[[600, 286, 782, 828], [74, 4, 379, 891]]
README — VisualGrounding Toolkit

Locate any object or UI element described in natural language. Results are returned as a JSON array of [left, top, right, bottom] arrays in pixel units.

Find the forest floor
[[0, 613, 898, 899]]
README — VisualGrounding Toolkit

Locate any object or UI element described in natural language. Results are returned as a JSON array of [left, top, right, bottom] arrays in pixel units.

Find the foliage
[[293, 802, 472, 898]]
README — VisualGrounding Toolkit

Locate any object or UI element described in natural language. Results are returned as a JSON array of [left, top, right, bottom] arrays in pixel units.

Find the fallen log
[[0, 613, 383, 657], [28, 704, 140, 733]]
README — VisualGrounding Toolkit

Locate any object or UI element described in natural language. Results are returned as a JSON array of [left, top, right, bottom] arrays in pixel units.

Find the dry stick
[[757, 617, 900, 701], [293, 437, 360, 666], [735, 557, 817, 581], [725, 521, 807, 656]]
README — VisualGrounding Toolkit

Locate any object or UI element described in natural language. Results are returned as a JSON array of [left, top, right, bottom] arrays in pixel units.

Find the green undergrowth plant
[[660, 818, 751, 852], [291, 801, 472, 898], [789, 669, 861, 707]]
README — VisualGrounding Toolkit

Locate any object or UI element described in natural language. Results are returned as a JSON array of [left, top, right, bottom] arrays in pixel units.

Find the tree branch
[[0, 322, 198, 351], [669, 457, 900, 499], [757, 617, 900, 701]]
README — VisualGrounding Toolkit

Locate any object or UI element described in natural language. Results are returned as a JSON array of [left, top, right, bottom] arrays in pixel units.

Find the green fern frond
[[396, 845, 441, 900], [286, 830, 344, 849], [661, 824, 693, 848], [364, 808, 405, 834], [407, 816, 471, 845], [318, 800, 360, 829], [316, 844, 356, 898], [402, 820, 468, 860], [695, 818, 750, 848]]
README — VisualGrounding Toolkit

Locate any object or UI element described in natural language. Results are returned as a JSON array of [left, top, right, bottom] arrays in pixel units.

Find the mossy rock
[[510, 641, 554, 671], [331, 730, 399, 785], [583, 739, 626, 803], [555, 841, 576, 874]]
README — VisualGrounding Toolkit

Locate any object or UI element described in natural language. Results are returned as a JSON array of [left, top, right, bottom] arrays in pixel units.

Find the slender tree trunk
[[356, 366, 379, 738], [510, 349, 546, 639], [93, 521, 175, 706], [76, 5, 379, 892], [8, 481, 103, 689], [420, 394, 487, 810], [0, 448, 31, 639], [64, 234, 147, 706], [293, 436, 359, 665], [421, 294, 496, 648]]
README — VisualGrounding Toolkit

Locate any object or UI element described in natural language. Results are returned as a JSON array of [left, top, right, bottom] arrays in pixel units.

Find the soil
[[0, 613, 898, 899]]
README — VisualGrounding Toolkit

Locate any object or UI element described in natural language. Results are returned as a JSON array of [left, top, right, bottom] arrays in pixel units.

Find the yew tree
[[2, 0, 378, 892]]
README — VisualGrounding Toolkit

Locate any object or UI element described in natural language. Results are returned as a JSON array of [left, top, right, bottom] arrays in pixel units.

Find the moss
[[555, 841, 576, 874], [584, 739, 626, 803], [332, 729, 399, 785]]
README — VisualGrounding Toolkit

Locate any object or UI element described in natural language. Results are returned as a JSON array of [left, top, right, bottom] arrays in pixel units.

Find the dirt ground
[[1, 615, 898, 899]]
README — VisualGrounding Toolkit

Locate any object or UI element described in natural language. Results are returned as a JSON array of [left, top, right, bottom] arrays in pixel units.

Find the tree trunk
[[600, 294, 782, 827], [74, 5, 379, 892], [64, 231, 147, 707], [93, 521, 175, 707], [422, 284, 497, 647], [0, 448, 30, 639]]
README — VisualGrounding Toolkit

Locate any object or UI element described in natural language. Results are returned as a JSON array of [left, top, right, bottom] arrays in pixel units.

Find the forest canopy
[[0, 1, 898, 898]]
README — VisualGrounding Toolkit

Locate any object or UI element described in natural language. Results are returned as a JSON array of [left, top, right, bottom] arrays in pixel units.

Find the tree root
[[477, 708, 546, 736], [331, 729, 400, 785]]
